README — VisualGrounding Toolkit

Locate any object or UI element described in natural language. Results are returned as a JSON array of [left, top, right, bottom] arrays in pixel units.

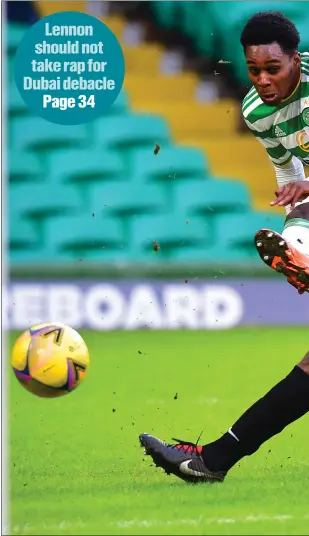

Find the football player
[[241, 12, 309, 294], [139, 12, 309, 482]]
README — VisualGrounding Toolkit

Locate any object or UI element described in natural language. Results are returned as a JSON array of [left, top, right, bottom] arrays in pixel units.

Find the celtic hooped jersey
[[242, 52, 309, 167]]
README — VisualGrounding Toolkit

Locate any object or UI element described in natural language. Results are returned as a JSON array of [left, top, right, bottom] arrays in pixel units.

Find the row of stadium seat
[[10, 178, 252, 217], [6, 20, 280, 214], [9, 145, 208, 183], [9, 109, 283, 212], [150, 1, 309, 86], [9, 114, 170, 153], [8, 77, 239, 137], [9, 110, 281, 231], [11, 209, 284, 265], [7, 18, 285, 267]]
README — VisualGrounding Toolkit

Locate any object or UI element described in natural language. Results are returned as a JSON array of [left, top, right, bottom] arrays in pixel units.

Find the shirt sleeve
[[244, 118, 293, 166], [273, 156, 306, 187], [274, 158, 309, 214], [244, 118, 307, 214]]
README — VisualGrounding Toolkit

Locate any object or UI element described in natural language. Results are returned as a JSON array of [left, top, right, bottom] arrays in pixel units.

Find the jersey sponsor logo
[[296, 129, 309, 152], [302, 108, 309, 127], [274, 125, 286, 137]]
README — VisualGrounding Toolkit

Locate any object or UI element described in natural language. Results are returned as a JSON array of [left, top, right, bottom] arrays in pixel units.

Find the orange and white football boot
[[255, 229, 309, 294]]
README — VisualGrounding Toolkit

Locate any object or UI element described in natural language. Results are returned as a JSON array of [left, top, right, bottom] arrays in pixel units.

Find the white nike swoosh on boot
[[179, 460, 206, 477]]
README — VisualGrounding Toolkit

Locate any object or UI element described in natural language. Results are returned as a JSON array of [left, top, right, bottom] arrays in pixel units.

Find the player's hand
[[270, 181, 309, 209]]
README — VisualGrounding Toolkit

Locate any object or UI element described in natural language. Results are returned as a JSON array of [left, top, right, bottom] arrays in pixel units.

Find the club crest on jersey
[[296, 129, 309, 153], [302, 108, 309, 127], [274, 125, 285, 137]]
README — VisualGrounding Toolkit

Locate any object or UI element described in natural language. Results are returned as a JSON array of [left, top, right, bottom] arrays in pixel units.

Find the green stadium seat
[[95, 114, 171, 150], [298, 22, 309, 52], [215, 212, 285, 249], [7, 55, 15, 82], [9, 183, 82, 219], [130, 212, 210, 254], [108, 89, 130, 115], [48, 148, 125, 184], [172, 245, 258, 263], [44, 214, 124, 253], [132, 146, 209, 182], [209, 2, 303, 40], [174, 178, 251, 214], [208, 3, 251, 64], [90, 182, 166, 216], [150, 1, 177, 29], [9, 150, 42, 182], [9, 247, 127, 265], [6, 23, 28, 55], [11, 117, 88, 152], [34, 247, 130, 263], [179, 2, 214, 56], [9, 215, 39, 249], [9, 249, 59, 265], [128, 248, 169, 263], [8, 82, 29, 117], [151, 1, 214, 56], [70, 248, 130, 262]]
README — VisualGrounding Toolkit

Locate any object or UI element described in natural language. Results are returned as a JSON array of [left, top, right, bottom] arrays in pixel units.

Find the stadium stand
[[44, 214, 125, 257], [11, 117, 89, 153], [149, 1, 309, 85], [47, 148, 125, 185], [90, 182, 167, 217], [132, 146, 210, 182], [129, 212, 211, 259], [8, 2, 293, 268], [173, 179, 251, 216], [9, 150, 43, 182]]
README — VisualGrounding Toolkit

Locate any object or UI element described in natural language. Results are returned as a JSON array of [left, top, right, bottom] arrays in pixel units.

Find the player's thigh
[[286, 201, 309, 222], [298, 350, 309, 373]]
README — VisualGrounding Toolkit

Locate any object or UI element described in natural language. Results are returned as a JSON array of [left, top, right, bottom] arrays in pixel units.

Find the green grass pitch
[[8, 328, 309, 535]]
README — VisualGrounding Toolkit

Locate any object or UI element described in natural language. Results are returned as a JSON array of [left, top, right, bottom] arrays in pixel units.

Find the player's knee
[[285, 201, 309, 223], [298, 351, 309, 374]]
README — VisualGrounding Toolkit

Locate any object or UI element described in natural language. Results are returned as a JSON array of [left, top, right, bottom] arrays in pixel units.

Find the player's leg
[[282, 201, 309, 255], [255, 201, 309, 293], [139, 351, 309, 483], [201, 351, 309, 473]]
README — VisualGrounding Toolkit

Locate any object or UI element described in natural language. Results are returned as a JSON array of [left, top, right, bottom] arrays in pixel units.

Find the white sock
[[282, 225, 309, 256]]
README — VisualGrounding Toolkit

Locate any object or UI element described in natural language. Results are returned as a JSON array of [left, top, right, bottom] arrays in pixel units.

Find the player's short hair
[[240, 12, 300, 55]]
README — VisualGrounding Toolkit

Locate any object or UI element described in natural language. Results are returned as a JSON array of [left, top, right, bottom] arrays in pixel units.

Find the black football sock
[[202, 366, 309, 473]]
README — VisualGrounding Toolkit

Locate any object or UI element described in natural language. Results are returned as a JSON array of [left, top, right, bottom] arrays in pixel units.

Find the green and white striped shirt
[[242, 52, 309, 168]]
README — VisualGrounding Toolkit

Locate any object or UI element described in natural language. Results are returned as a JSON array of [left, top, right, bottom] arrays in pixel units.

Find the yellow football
[[11, 322, 89, 398]]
